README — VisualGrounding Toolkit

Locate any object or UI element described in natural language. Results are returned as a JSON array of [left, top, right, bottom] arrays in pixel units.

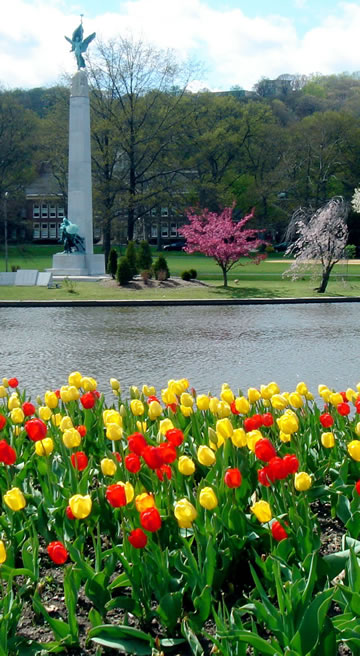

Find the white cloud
[[0, 0, 360, 90]]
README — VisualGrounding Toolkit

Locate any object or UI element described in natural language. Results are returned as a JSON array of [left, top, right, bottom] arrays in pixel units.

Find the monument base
[[49, 253, 106, 276]]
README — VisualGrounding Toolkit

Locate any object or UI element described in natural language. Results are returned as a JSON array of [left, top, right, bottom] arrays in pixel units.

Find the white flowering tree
[[284, 197, 349, 293], [352, 187, 360, 214]]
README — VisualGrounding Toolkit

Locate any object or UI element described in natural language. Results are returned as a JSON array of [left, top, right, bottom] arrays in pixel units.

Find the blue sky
[[1, 1, 360, 89]]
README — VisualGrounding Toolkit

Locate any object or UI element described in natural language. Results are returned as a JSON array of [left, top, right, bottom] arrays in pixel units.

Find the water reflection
[[1, 304, 360, 399]]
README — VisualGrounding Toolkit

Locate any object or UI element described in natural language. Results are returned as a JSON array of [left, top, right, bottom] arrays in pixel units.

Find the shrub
[[345, 244, 356, 259], [125, 241, 138, 277], [107, 248, 118, 279], [153, 255, 170, 280], [140, 269, 152, 284], [181, 270, 192, 281], [189, 269, 197, 279], [137, 240, 153, 271], [116, 256, 132, 285], [265, 244, 275, 253]]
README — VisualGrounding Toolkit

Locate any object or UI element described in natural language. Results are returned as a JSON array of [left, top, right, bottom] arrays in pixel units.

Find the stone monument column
[[50, 20, 105, 277]]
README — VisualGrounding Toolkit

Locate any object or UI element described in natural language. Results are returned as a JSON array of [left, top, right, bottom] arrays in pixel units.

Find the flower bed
[[0, 374, 359, 655]]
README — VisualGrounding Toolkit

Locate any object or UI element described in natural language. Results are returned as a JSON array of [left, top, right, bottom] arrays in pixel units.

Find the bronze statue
[[59, 217, 85, 254], [65, 20, 96, 69]]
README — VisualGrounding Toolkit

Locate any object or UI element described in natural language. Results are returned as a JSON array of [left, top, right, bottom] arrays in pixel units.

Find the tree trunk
[[221, 265, 228, 287], [315, 265, 332, 293]]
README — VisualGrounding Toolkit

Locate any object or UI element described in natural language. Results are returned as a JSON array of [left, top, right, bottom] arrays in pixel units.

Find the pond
[[1, 303, 360, 399]]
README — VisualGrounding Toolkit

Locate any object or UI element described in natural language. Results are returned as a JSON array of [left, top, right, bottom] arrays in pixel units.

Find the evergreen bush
[[116, 256, 132, 285], [189, 269, 197, 279], [181, 270, 192, 281], [137, 240, 153, 271], [107, 248, 118, 278], [125, 241, 138, 277], [153, 255, 170, 280]]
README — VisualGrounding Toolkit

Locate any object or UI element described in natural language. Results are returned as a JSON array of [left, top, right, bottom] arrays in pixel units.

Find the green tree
[[136, 240, 152, 271], [125, 241, 138, 277]]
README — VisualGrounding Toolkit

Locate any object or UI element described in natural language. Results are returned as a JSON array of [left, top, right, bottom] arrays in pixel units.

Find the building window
[[57, 206, 64, 218], [151, 224, 158, 238], [33, 222, 40, 239], [33, 203, 40, 219], [41, 204, 48, 218], [161, 223, 169, 238], [161, 207, 168, 217], [49, 223, 56, 238], [41, 223, 48, 238], [49, 204, 56, 218], [170, 222, 177, 237], [151, 208, 157, 217]]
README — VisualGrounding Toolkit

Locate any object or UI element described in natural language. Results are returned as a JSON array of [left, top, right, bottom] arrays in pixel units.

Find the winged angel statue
[[65, 22, 96, 69]]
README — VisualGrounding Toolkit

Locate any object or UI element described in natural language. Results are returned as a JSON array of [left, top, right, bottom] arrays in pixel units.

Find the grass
[[1, 244, 360, 300]]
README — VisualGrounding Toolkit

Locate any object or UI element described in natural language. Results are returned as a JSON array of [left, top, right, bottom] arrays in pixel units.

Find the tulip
[[276, 411, 299, 434], [80, 392, 95, 409], [260, 385, 272, 400], [209, 397, 220, 414], [199, 487, 218, 510], [81, 376, 97, 392], [35, 438, 54, 456], [156, 464, 172, 481], [166, 428, 184, 447], [161, 388, 177, 405], [128, 528, 147, 548], [10, 408, 25, 424], [62, 428, 82, 449], [180, 404, 193, 417], [139, 506, 162, 532], [142, 384, 156, 397], [3, 487, 26, 511], [178, 456, 195, 475], [271, 395, 288, 410], [125, 453, 141, 473], [196, 394, 210, 411], [268, 456, 288, 481], [22, 402, 35, 416], [130, 399, 145, 416], [159, 418, 174, 435], [246, 430, 263, 453], [8, 395, 20, 412], [103, 410, 122, 426], [0, 440, 16, 465], [355, 480, 360, 495], [348, 440, 360, 462], [234, 396, 250, 414], [68, 371, 82, 388], [288, 392, 303, 409], [71, 451, 88, 471], [106, 484, 127, 507], [158, 442, 177, 463], [128, 432, 147, 455], [337, 403, 350, 416], [255, 438, 277, 462], [216, 418, 233, 440], [69, 494, 92, 519], [319, 413, 334, 428], [0, 415, 6, 431], [142, 445, 164, 470], [231, 428, 247, 447], [136, 420, 147, 433], [25, 418, 47, 441], [174, 498, 197, 528], [47, 541, 68, 565], [168, 379, 184, 396], [110, 378, 121, 391], [271, 520, 288, 541], [44, 391, 58, 409], [0, 540, 6, 564], [2, 378, 8, 387], [148, 401, 162, 420], [251, 500, 272, 523], [262, 412, 274, 427], [38, 406, 52, 422], [279, 431, 291, 443], [8, 377, 18, 388], [244, 415, 263, 432], [197, 445, 216, 466], [180, 392, 194, 408], [216, 401, 231, 418], [224, 468, 242, 488], [296, 382, 308, 396], [248, 387, 261, 403], [105, 423, 123, 441], [135, 493, 155, 513], [0, 386, 8, 398], [282, 454, 299, 475], [220, 387, 234, 404], [294, 472, 312, 491], [60, 416, 73, 431], [321, 432, 335, 448], [118, 481, 134, 504], [329, 392, 343, 406], [100, 457, 117, 476]]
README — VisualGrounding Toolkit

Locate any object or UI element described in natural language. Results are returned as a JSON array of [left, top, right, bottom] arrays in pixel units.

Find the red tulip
[[80, 392, 95, 409], [255, 438, 277, 462], [22, 402, 35, 416], [166, 403, 177, 413], [127, 432, 147, 456], [224, 467, 242, 488], [339, 391, 347, 402], [66, 505, 75, 520], [156, 464, 172, 481], [271, 521, 288, 541], [0, 440, 16, 465], [244, 414, 263, 432], [128, 528, 148, 548], [355, 480, 360, 495], [76, 424, 87, 437], [106, 483, 127, 507], [282, 454, 299, 475], [0, 415, 6, 431], [140, 507, 162, 532], [267, 457, 287, 481], [158, 441, 177, 463], [230, 400, 240, 415], [55, 389, 61, 398], [337, 403, 350, 416], [262, 413, 274, 427], [165, 428, 184, 447], [25, 418, 47, 442], [8, 378, 19, 388], [147, 395, 160, 404], [142, 445, 163, 470], [125, 453, 141, 473], [112, 451, 122, 462], [70, 451, 88, 471], [258, 466, 271, 487], [47, 541, 68, 564], [319, 413, 334, 428]]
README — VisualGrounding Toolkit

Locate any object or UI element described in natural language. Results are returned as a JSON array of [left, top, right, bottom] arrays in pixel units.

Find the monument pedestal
[[49, 253, 105, 276]]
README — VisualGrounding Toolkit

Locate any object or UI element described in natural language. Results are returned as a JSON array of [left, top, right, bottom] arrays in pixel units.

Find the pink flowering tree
[[179, 206, 266, 287]]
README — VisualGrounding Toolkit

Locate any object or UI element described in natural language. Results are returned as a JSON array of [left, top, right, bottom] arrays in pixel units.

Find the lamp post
[[4, 192, 8, 272]]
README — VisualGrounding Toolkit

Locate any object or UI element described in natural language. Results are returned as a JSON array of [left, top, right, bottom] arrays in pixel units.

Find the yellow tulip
[[161, 388, 177, 405], [296, 382, 308, 396], [329, 392, 343, 407], [8, 395, 20, 410], [246, 429, 263, 452], [348, 440, 360, 462], [10, 408, 24, 424], [51, 413, 62, 427], [180, 404, 193, 417], [38, 406, 52, 422], [268, 382, 280, 396], [118, 481, 134, 504], [355, 422, 360, 438], [279, 431, 291, 443], [2, 378, 8, 387], [234, 396, 250, 414], [148, 401, 162, 420], [288, 392, 303, 409], [68, 371, 83, 388], [60, 416, 73, 431], [110, 378, 121, 391], [0, 540, 6, 564], [305, 392, 314, 401], [81, 377, 97, 392], [251, 500, 272, 523], [180, 392, 193, 408], [135, 493, 155, 512], [3, 487, 26, 511], [130, 399, 144, 416], [69, 494, 92, 519], [159, 418, 174, 435], [216, 418, 233, 440], [105, 423, 123, 441], [276, 411, 299, 435], [103, 410, 122, 426], [44, 391, 58, 409], [271, 394, 288, 410], [67, 385, 80, 401], [142, 384, 156, 397], [174, 498, 197, 528], [178, 456, 195, 475], [0, 386, 8, 398], [199, 487, 218, 510], [59, 386, 72, 403], [216, 401, 231, 418], [196, 394, 210, 411], [321, 432, 335, 448], [345, 388, 357, 402], [231, 428, 247, 447], [62, 428, 81, 448], [221, 388, 234, 404], [136, 420, 147, 433], [35, 438, 54, 456], [197, 445, 216, 466], [100, 458, 117, 476], [248, 387, 261, 403], [294, 472, 312, 491]]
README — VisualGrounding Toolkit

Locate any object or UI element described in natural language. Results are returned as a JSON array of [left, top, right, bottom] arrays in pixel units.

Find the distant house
[[25, 164, 66, 243]]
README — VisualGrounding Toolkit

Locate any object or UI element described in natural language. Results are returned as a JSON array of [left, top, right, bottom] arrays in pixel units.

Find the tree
[[179, 206, 265, 287], [284, 197, 349, 293]]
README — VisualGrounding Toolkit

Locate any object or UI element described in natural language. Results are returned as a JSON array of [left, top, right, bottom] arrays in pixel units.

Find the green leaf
[[63, 566, 80, 640], [193, 584, 212, 624], [290, 588, 335, 654], [109, 571, 132, 589], [90, 637, 152, 654], [216, 630, 283, 655], [336, 494, 352, 525], [157, 591, 183, 632], [84, 572, 111, 614], [32, 592, 72, 644], [181, 619, 204, 656], [88, 624, 152, 644]]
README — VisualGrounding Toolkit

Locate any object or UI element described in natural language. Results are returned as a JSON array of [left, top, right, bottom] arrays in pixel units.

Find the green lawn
[[0, 244, 360, 300]]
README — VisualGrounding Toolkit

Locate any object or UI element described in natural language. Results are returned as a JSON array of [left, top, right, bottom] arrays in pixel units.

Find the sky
[[1, 0, 360, 91]]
